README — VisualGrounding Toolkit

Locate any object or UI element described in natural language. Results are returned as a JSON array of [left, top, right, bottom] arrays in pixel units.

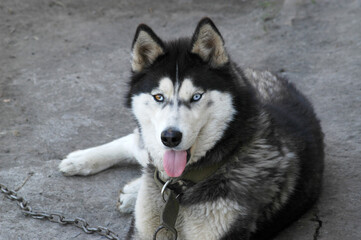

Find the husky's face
[[128, 19, 236, 178]]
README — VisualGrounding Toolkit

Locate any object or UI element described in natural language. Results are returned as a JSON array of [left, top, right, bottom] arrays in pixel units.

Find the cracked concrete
[[306, 207, 323, 240], [14, 172, 34, 192], [311, 213, 322, 240], [1, 0, 361, 239]]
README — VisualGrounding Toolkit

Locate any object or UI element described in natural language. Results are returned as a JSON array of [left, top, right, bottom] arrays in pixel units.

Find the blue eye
[[153, 94, 164, 102], [191, 93, 203, 102]]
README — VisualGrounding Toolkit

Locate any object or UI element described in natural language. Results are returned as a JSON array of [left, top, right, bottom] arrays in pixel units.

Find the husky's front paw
[[59, 150, 96, 176], [117, 178, 141, 213]]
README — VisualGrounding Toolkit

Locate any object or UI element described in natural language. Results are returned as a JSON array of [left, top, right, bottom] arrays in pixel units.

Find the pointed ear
[[191, 18, 229, 68], [131, 24, 165, 72]]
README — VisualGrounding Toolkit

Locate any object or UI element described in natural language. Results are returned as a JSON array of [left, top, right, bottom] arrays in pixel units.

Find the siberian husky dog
[[59, 18, 324, 240]]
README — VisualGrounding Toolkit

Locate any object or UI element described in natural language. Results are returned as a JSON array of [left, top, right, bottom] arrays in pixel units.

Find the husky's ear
[[191, 18, 229, 68], [131, 24, 165, 72]]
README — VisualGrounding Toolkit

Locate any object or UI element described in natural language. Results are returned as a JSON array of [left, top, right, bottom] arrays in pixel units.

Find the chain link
[[0, 183, 120, 240]]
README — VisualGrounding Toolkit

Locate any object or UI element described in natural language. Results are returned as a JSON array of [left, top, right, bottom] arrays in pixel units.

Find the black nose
[[161, 128, 182, 147]]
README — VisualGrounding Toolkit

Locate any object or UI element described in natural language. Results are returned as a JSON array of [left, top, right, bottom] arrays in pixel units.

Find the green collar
[[177, 158, 229, 184], [152, 158, 229, 240], [155, 157, 229, 187]]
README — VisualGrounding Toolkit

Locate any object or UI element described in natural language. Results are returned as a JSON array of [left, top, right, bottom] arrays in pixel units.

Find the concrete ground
[[0, 0, 360, 239]]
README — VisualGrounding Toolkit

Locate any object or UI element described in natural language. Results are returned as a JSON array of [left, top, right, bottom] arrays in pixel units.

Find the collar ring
[[161, 179, 172, 202]]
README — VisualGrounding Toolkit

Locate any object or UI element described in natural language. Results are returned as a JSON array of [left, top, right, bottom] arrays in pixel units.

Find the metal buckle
[[154, 179, 179, 240], [153, 225, 177, 240], [161, 179, 172, 202]]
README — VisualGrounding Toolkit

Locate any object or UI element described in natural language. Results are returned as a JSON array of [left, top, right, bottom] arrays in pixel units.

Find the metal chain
[[0, 183, 120, 240]]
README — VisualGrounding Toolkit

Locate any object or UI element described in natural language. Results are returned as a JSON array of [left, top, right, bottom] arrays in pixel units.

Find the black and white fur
[[59, 18, 324, 240]]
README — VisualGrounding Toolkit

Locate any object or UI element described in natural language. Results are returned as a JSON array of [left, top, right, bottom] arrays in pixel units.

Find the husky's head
[[127, 18, 248, 178]]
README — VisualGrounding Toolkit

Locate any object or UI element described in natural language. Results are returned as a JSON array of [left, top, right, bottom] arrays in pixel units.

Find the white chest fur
[[134, 175, 244, 240], [178, 199, 245, 240]]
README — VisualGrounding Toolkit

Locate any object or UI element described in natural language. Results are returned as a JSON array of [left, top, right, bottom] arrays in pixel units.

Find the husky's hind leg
[[59, 129, 148, 176]]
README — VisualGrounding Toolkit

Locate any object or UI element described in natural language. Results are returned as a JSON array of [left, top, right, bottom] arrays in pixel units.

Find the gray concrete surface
[[0, 0, 360, 239]]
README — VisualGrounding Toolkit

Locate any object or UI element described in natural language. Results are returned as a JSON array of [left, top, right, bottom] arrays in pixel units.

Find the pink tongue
[[163, 150, 187, 177]]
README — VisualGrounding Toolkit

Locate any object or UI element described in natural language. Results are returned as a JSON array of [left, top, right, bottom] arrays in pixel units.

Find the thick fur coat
[[59, 18, 324, 240]]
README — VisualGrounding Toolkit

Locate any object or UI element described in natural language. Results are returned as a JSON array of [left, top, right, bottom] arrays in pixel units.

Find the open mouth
[[163, 148, 191, 178]]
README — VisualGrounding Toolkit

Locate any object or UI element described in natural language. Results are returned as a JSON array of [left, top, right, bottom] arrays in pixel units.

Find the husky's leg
[[117, 177, 142, 213], [59, 129, 148, 176]]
